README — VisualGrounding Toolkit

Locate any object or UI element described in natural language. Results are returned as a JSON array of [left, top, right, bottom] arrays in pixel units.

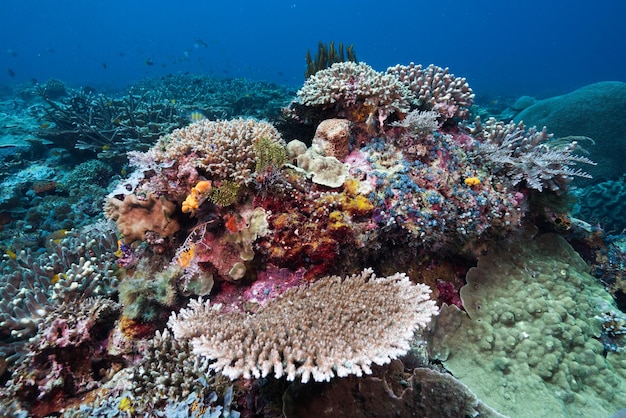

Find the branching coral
[[0, 221, 119, 364], [386, 63, 474, 120], [149, 118, 285, 186], [126, 329, 213, 413], [297, 61, 412, 127], [169, 268, 438, 383]]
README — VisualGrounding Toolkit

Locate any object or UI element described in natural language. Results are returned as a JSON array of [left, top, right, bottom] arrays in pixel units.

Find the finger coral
[[386, 63, 474, 120], [168, 268, 438, 384]]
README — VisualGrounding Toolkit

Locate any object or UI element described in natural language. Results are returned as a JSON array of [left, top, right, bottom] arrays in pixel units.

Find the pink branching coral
[[386, 63, 474, 120], [297, 61, 412, 127]]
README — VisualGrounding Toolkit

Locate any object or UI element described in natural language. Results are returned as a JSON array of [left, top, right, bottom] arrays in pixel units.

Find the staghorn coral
[[126, 329, 213, 413], [386, 62, 474, 120], [37, 86, 185, 161], [471, 117, 596, 193], [0, 221, 119, 364], [296, 61, 412, 127], [169, 268, 438, 384]]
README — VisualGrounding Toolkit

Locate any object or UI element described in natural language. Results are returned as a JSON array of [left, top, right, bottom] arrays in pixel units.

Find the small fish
[[170, 99, 176, 104], [187, 110, 206, 122], [49, 229, 68, 242], [145, 58, 154, 66], [51, 273, 65, 284], [7, 49, 17, 57], [39, 122, 50, 129], [102, 62, 108, 69], [194, 38, 208, 48], [7, 68, 15, 77]]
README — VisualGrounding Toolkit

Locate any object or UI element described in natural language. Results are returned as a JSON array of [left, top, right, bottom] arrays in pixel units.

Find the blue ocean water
[[1, 0, 625, 97]]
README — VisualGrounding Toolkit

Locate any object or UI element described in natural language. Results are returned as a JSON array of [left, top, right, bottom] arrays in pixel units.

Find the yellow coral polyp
[[194, 180, 212, 194], [176, 244, 196, 268], [182, 180, 212, 215], [119, 396, 134, 413], [343, 178, 360, 197], [328, 210, 350, 232], [464, 177, 481, 187], [342, 195, 374, 217], [182, 194, 199, 214]]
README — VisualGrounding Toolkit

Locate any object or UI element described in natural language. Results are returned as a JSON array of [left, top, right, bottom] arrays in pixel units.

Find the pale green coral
[[428, 231, 626, 418]]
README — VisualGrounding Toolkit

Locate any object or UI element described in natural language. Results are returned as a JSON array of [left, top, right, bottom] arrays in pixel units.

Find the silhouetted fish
[[194, 38, 208, 48], [7, 68, 15, 77]]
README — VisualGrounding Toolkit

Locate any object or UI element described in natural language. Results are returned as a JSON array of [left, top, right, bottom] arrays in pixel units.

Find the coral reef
[[169, 269, 438, 383], [282, 361, 505, 418], [36, 74, 295, 162], [0, 297, 120, 416], [125, 329, 213, 414], [514, 81, 626, 184], [1, 59, 619, 417], [0, 221, 119, 364], [147, 118, 285, 186], [311, 118, 352, 160]]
